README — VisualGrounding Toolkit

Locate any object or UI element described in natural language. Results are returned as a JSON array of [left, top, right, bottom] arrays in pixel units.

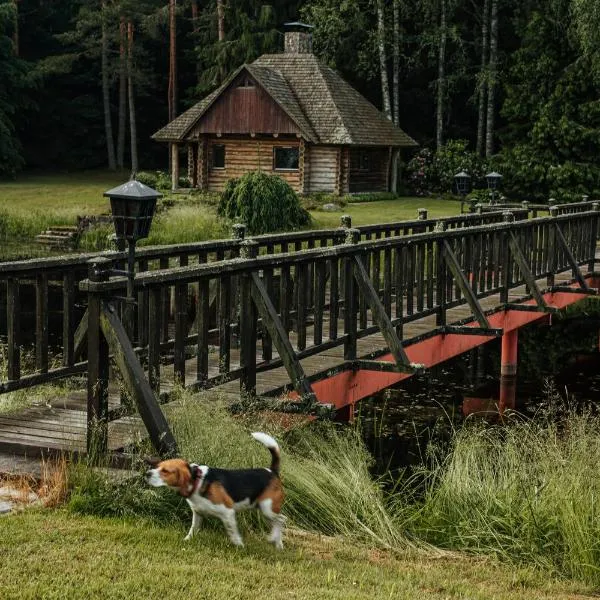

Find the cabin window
[[351, 151, 370, 172], [212, 144, 225, 169], [273, 146, 299, 171]]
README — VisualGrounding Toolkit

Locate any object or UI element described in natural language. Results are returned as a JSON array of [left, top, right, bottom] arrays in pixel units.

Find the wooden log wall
[[0, 205, 592, 397], [206, 137, 302, 192], [80, 209, 599, 423], [306, 145, 338, 193], [348, 148, 390, 193]]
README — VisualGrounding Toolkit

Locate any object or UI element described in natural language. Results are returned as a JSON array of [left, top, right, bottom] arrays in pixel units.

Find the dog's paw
[[184, 534, 193, 542]]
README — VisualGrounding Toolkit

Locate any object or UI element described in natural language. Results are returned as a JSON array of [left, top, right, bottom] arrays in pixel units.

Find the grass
[[413, 404, 600, 586], [0, 171, 461, 258], [309, 197, 461, 229], [0, 510, 594, 600]]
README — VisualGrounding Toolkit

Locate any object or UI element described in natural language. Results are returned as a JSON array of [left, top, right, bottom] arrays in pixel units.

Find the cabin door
[[308, 146, 337, 193]]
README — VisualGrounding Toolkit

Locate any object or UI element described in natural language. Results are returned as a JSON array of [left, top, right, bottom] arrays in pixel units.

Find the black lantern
[[104, 180, 161, 242], [454, 171, 471, 196], [486, 171, 502, 204], [104, 180, 161, 337]]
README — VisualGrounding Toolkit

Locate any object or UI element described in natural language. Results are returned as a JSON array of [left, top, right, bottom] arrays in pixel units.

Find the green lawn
[[0, 509, 592, 600], [0, 170, 123, 217], [0, 171, 461, 259], [310, 198, 461, 228]]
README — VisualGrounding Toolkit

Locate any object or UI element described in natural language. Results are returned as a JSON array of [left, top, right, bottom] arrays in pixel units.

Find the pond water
[[360, 314, 600, 477]]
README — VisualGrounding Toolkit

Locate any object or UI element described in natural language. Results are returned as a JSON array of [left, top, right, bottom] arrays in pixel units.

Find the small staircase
[[35, 225, 80, 250]]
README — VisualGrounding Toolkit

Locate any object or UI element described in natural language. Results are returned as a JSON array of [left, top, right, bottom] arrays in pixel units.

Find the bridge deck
[[0, 257, 595, 458]]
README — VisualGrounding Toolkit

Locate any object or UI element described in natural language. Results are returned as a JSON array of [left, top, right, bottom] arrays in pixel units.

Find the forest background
[[1, 0, 600, 202]]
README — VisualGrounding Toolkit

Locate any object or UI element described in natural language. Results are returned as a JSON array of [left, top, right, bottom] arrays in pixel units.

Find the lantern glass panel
[[454, 172, 471, 195], [486, 172, 502, 190], [110, 197, 157, 241]]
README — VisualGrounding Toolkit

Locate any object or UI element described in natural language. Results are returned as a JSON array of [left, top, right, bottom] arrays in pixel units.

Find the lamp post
[[454, 171, 472, 212], [486, 171, 502, 205], [104, 180, 161, 337]]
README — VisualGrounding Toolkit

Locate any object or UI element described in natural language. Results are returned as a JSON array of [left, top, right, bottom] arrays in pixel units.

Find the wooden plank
[[7, 277, 20, 381], [148, 287, 162, 393], [36, 273, 49, 374], [62, 272, 75, 367], [196, 277, 210, 383], [99, 300, 178, 457], [443, 240, 490, 329], [553, 224, 590, 290], [239, 272, 257, 398], [508, 232, 548, 308], [352, 255, 411, 367], [250, 272, 315, 402], [174, 283, 188, 385]]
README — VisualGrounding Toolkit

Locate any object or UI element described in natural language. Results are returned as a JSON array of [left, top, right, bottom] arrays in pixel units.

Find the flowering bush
[[406, 140, 489, 196]]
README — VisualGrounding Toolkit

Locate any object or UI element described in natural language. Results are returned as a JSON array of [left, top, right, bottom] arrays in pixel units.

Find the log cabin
[[152, 23, 418, 195]]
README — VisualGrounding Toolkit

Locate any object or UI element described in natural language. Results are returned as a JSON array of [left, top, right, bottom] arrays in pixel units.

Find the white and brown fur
[[145, 432, 285, 549]]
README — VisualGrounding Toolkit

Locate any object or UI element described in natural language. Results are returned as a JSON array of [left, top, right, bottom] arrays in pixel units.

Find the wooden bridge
[[0, 202, 598, 458]]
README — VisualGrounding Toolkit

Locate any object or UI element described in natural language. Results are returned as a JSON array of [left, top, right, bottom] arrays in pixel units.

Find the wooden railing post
[[86, 257, 111, 458], [7, 277, 20, 381], [232, 223, 246, 241], [435, 221, 447, 326], [590, 202, 599, 272], [547, 206, 559, 287], [500, 212, 514, 304], [239, 240, 258, 399], [344, 228, 360, 360]]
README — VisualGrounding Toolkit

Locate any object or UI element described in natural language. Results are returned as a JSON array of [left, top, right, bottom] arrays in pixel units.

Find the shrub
[[496, 144, 600, 203], [407, 140, 490, 196], [218, 171, 311, 235], [135, 171, 159, 188]]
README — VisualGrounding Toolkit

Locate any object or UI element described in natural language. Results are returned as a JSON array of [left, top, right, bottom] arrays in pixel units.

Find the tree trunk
[[392, 0, 400, 126], [191, 0, 198, 28], [191, 0, 200, 84], [168, 0, 177, 123], [117, 16, 127, 170], [101, 0, 116, 171], [485, 0, 498, 158], [127, 21, 138, 174], [436, 0, 447, 151], [217, 0, 225, 42], [377, 0, 391, 120], [12, 0, 19, 56], [476, 0, 490, 157]]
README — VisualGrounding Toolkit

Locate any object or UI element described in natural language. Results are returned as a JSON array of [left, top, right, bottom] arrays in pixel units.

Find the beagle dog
[[145, 432, 285, 549]]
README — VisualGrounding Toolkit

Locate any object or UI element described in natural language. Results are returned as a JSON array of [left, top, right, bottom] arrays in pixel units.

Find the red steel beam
[[312, 288, 597, 410]]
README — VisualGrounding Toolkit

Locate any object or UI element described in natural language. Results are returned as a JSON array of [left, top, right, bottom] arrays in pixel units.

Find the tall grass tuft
[[414, 408, 600, 585]]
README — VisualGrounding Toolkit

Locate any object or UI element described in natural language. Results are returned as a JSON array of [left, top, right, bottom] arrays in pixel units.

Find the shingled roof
[[152, 53, 417, 147]]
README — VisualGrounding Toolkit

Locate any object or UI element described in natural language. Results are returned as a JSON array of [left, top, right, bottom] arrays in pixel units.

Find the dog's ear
[[177, 463, 192, 497], [144, 456, 161, 468]]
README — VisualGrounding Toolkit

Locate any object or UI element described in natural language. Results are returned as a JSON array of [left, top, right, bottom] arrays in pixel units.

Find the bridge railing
[[76, 207, 600, 453], [0, 207, 529, 395]]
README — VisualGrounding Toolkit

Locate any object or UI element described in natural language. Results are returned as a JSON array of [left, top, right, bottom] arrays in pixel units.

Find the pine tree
[[0, 0, 28, 176]]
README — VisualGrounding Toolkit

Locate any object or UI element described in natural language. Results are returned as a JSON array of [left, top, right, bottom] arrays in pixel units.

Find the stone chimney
[[284, 22, 313, 54]]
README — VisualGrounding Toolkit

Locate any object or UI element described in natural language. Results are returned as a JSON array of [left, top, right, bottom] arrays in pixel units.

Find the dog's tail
[[251, 432, 280, 475]]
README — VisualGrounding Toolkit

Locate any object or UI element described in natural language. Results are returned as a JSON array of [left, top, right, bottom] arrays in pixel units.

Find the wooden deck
[[0, 259, 595, 458]]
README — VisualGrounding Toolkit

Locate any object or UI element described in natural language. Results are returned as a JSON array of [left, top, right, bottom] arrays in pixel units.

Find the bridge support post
[[86, 257, 111, 459], [499, 329, 518, 414]]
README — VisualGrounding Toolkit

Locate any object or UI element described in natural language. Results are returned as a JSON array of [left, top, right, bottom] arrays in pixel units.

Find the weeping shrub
[[218, 171, 311, 234]]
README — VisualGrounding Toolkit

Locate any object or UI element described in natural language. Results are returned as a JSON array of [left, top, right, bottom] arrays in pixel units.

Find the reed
[[414, 407, 600, 585]]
